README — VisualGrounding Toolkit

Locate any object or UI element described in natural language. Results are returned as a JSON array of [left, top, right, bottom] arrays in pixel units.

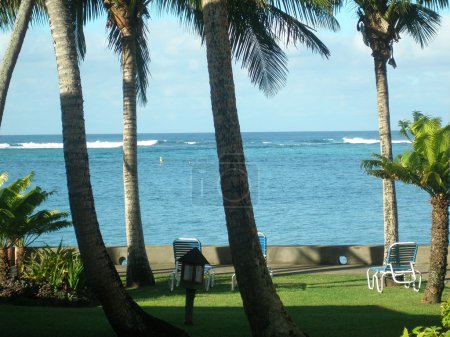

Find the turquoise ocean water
[[0, 131, 431, 247]]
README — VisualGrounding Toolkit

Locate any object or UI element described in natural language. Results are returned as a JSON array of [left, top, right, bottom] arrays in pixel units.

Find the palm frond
[[0, 172, 8, 187], [105, 1, 150, 105], [0, 0, 19, 30], [419, 0, 449, 11], [228, 5, 288, 97], [67, 0, 104, 61], [264, 0, 339, 31], [30, 0, 48, 27], [395, 4, 440, 48], [363, 112, 450, 197], [10, 172, 34, 194], [27, 210, 71, 235], [13, 187, 51, 217], [21, 210, 71, 246], [152, 0, 204, 37], [264, 5, 332, 55], [134, 8, 151, 105]]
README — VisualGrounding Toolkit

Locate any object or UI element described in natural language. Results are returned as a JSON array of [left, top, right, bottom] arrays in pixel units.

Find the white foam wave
[[343, 137, 379, 144], [138, 140, 158, 147], [392, 140, 411, 144], [262, 141, 272, 144], [19, 142, 63, 149], [343, 137, 411, 145], [184, 141, 198, 145], [87, 141, 122, 148], [1, 139, 160, 150]]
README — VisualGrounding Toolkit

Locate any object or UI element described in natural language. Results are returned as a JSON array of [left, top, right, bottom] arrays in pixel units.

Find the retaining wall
[[106, 244, 438, 266]]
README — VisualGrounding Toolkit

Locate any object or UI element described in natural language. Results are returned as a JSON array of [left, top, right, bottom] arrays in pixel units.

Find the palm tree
[[104, 0, 338, 288], [103, 0, 155, 287], [348, 0, 447, 259], [0, 0, 34, 128], [44, 0, 188, 334], [362, 112, 450, 304], [196, 0, 336, 335], [0, 0, 101, 129], [0, 172, 72, 274]]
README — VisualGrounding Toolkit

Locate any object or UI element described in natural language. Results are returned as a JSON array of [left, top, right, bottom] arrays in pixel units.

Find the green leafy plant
[[0, 171, 72, 279], [442, 301, 450, 329], [22, 243, 86, 292], [402, 298, 450, 336]]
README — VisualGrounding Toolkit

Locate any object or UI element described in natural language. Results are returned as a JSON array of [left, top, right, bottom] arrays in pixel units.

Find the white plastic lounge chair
[[231, 231, 273, 291], [367, 242, 422, 293], [170, 237, 215, 291]]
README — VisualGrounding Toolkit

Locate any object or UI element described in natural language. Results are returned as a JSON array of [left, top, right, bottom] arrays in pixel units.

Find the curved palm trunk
[[0, 0, 34, 127], [423, 194, 449, 304], [372, 52, 399, 260], [201, 1, 307, 336], [121, 30, 155, 288], [45, 0, 187, 335]]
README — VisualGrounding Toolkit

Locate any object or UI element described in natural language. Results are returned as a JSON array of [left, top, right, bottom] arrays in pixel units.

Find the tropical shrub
[[0, 243, 92, 306], [0, 171, 71, 278], [22, 243, 87, 293]]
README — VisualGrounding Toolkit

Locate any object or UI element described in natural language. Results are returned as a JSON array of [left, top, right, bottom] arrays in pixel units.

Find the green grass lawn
[[0, 273, 445, 337]]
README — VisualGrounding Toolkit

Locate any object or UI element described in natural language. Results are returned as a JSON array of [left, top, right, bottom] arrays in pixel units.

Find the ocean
[[0, 131, 432, 247]]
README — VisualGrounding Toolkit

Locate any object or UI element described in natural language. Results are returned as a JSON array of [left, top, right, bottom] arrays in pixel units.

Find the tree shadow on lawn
[[143, 304, 440, 337], [0, 301, 439, 337]]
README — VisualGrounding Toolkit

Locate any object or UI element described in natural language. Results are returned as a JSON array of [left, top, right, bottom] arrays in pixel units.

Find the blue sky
[[0, 8, 449, 135]]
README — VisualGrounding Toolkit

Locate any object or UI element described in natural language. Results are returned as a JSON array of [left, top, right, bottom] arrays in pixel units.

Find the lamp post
[[178, 248, 209, 325]]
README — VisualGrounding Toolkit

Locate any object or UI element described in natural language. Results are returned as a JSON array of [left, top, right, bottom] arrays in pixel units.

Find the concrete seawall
[[106, 244, 440, 267]]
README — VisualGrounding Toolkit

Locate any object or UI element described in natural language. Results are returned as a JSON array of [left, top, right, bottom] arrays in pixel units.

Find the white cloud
[[0, 10, 448, 135]]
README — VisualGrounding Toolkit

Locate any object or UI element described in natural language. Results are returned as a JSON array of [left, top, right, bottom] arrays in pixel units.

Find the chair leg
[[231, 273, 237, 291], [376, 273, 385, 293], [170, 272, 175, 292], [367, 269, 377, 290], [176, 271, 180, 287], [413, 272, 422, 292], [205, 275, 210, 291]]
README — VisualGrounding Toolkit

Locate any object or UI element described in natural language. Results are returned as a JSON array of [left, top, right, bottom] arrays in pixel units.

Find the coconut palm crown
[[362, 112, 450, 304], [154, 0, 339, 97], [104, 0, 340, 105]]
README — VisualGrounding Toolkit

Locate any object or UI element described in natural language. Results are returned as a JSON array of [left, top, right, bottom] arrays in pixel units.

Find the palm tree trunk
[[201, 1, 307, 336], [373, 54, 399, 260], [45, 0, 187, 335], [121, 29, 155, 288], [14, 245, 25, 276], [0, 0, 34, 127], [423, 194, 449, 304], [0, 246, 10, 284]]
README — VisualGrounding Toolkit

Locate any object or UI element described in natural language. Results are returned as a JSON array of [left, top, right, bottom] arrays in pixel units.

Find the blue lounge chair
[[231, 231, 273, 291], [170, 237, 215, 291], [367, 242, 422, 293]]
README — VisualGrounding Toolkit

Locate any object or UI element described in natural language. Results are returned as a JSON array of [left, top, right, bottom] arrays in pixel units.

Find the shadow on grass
[[128, 275, 364, 298], [142, 304, 440, 337], [0, 301, 440, 337]]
